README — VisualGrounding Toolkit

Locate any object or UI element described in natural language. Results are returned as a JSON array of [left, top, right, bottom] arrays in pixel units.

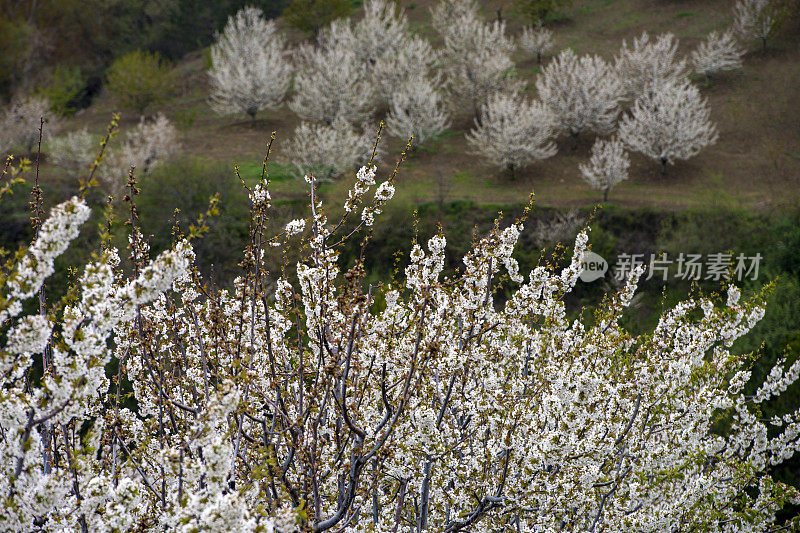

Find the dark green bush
[[133, 157, 250, 283], [39, 66, 87, 116]]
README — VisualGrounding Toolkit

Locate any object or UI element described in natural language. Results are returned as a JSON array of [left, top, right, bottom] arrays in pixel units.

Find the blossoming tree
[[1, 137, 799, 532], [536, 49, 623, 138], [520, 23, 554, 64], [386, 76, 450, 147], [290, 37, 377, 126], [691, 30, 744, 79], [614, 32, 687, 101], [467, 92, 557, 178], [104, 113, 180, 193], [619, 79, 718, 174], [207, 7, 293, 120], [435, 2, 521, 121], [734, 0, 781, 52], [579, 136, 630, 201], [284, 119, 380, 180]]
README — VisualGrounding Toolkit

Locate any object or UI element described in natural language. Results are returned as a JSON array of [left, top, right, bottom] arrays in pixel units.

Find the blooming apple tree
[[208, 7, 293, 120], [619, 79, 718, 173], [1, 134, 800, 533]]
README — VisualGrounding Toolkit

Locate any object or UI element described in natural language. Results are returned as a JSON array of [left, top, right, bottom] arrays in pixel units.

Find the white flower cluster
[[249, 182, 271, 208], [284, 218, 306, 236], [2, 197, 91, 323]]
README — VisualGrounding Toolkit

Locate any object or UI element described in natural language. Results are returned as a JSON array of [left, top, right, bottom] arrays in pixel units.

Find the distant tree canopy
[[0, 0, 288, 101]]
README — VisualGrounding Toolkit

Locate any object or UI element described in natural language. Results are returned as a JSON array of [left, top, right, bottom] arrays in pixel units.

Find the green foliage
[[134, 157, 250, 282], [39, 66, 87, 117], [514, 0, 573, 24], [283, 0, 352, 37], [152, 0, 290, 58], [236, 161, 297, 184], [0, 17, 33, 99], [105, 50, 174, 114]]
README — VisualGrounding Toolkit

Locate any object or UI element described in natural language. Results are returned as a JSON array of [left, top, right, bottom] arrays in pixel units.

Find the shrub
[[105, 50, 174, 114], [39, 66, 87, 117]]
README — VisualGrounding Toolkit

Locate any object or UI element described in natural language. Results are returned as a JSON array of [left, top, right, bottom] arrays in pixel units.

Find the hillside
[[48, 0, 800, 212]]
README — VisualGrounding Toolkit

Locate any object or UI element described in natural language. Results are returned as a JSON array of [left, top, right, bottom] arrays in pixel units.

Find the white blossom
[[386, 76, 450, 147], [691, 30, 744, 77], [466, 92, 557, 177], [614, 31, 688, 101], [208, 7, 293, 119], [284, 218, 306, 236], [1, 149, 798, 533], [536, 49, 623, 137], [619, 79, 718, 172], [579, 136, 630, 201]]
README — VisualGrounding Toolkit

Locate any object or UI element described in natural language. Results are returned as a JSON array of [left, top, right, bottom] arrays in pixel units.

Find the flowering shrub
[[1, 157, 799, 532]]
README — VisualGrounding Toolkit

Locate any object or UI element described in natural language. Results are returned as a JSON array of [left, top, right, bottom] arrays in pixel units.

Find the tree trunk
[[537, 52, 542, 65], [660, 158, 667, 175], [508, 163, 516, 180], [603, 188, 609, 202]]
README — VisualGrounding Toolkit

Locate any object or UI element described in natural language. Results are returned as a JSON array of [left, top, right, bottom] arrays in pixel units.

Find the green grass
[[235, 161, 297, 183]]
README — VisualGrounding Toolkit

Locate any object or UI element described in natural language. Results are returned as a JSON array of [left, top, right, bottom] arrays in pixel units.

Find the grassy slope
[[53, 0, 800, 213]]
